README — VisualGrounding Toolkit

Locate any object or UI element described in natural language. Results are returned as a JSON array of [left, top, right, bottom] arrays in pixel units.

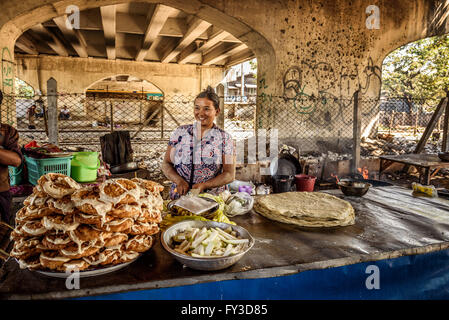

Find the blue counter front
[[76, 249, 449, 300]]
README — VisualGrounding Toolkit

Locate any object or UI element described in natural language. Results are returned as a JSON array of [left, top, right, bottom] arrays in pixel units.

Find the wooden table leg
[[379, 159, 394, 181], [379, 159, 384, 180], [424, 167, 431, 185]]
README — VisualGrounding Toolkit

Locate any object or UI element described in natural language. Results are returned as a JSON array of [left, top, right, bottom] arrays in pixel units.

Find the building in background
[[223, 58, 257, 103]]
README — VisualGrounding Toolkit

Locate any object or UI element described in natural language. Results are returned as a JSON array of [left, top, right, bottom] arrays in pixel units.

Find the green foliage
[[15, 78, 34, 98], [382, 35, 449, 102], [249, 58, 257, 71]]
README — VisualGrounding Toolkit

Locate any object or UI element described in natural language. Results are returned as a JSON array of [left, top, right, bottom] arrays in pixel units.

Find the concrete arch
[[0, 0, 276, 94]]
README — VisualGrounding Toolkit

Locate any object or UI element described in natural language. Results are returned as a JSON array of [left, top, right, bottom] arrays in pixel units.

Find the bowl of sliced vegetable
[[161, 220, 255, 271]]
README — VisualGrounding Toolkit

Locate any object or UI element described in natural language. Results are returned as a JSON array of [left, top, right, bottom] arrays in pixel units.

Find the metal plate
[[46, 152, 73, 158], [31, 258, 138, 279], [167, 196, 219, 216]]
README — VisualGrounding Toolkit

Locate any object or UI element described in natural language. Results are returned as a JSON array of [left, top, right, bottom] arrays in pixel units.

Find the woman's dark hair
[[195, 85, 219, 110]]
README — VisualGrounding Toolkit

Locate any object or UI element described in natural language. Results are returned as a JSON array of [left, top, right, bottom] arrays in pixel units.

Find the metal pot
[[110, 161, 139, 174], [338, 180, 371, 197], [438, 152, 449, 162]]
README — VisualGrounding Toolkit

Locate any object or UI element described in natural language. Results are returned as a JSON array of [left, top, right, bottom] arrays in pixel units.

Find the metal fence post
[[217, 84, 224, 129], [442, 91, 449, 152], [47, 78, 59, 146], [110, 101, 114, 133], [352, 89, 361, 175], [160, 102, 164, 139], [139, 100, 143, 124]]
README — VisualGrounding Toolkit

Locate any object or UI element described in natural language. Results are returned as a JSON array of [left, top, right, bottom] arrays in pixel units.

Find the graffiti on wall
[[281, 58, 382, 129], [2, 47, 14, 92]]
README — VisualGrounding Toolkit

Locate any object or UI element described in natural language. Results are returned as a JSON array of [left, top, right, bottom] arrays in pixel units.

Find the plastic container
[[295, 174, 316, 192], [238, 185, 253, 195], [25, 155, 73, 185], [8, 164, 24, 186], [272, 175, 294, 193], [70, 151, 100, 182]]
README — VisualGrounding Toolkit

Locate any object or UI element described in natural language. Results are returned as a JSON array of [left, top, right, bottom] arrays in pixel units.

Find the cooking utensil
[[338, 180, 371, 197], [167, 195, 219, 216], [110, 161, 138, 174], [161, 220, 254, 271], [46, 152, 73, 158], [438, 152, 449, 162]]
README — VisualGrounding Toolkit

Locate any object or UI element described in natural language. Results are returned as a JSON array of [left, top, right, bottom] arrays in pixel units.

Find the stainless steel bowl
[[161, 220, 254, 271], [338, 180, 371, 197]]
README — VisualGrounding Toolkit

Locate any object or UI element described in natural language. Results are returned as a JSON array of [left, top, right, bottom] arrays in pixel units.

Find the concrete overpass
[[1, 0, 449, 144]]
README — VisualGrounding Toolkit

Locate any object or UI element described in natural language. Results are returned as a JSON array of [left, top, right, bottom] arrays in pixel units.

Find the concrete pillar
[[0, 33, 15, 126], [47, 77, 59, 145], [216, 84, 225, 129]]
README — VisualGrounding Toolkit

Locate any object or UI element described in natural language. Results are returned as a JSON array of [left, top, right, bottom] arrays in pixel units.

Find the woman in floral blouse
[[162, 86, 236, 200]]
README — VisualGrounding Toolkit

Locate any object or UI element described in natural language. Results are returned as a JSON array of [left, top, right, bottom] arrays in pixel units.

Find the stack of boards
[[254, 192, 355, 227]]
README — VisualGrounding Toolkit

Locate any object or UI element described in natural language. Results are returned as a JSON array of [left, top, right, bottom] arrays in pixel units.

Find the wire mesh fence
[[378, 96, 444, 136], [0, 92, 446, 160]]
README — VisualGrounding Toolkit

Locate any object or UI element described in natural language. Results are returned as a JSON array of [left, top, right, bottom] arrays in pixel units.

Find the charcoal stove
[[342, 173, 393, 187], [316, 173, 393, 190]]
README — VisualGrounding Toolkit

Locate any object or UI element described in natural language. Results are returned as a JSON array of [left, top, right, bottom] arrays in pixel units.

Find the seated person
[[59, 106, 71, 120]]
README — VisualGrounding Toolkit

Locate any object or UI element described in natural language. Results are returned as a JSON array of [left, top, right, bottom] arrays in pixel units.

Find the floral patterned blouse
[[167, 123, 235, 200]]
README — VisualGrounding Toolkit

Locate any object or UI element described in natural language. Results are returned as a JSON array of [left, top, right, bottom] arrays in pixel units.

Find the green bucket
[[70, 151, 100, 182]]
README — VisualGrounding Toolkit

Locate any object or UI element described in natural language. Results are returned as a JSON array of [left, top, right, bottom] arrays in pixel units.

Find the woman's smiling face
[[194, 97, 218, 128]]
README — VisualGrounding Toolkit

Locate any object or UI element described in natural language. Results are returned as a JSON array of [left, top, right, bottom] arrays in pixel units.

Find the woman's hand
[[191, 183, 207, 194], [175, 178, 190, 196]]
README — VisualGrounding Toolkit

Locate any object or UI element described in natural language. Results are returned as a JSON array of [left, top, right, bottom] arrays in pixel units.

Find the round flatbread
[[254, 192, 355, 227]]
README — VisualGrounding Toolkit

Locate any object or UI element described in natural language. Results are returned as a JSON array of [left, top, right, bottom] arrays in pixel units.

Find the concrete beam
[[53, 15, 88, 58], [203, 43, 247, 66], [224, 49, 255, 68], [42, 15, 189, 38], [30, 24, 69, 57], [15, 33, 39, 55], [136, 5, 175, 62], [177, 42, 200, 64], [179, 30, 229, 64], [161, 18, 211, 63], [100, 5, 116, 60]]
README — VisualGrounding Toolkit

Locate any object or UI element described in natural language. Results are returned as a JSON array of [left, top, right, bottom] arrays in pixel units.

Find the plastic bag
[[228, 180, 256, 195], [224, 192, 254, 217], [255, 184, 271, 195], [161, 193, 235, 229], [411, 182, 438, 197]]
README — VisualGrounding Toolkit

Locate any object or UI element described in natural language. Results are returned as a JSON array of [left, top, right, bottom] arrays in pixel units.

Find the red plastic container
[[295, 174, 316, 192]]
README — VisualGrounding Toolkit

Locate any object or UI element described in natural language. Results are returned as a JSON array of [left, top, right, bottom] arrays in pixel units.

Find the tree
[[15, 78, 34, 98], [382, 35, 449, 110]]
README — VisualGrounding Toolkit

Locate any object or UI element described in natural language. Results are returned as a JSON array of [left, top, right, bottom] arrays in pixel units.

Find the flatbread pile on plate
[[254, 192, 355, 227], [10, 173, 164, 272]]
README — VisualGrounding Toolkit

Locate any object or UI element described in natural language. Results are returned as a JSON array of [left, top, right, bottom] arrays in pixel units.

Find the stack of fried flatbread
[[10, 173, 164, 272], [254, 192, 355, 227]]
